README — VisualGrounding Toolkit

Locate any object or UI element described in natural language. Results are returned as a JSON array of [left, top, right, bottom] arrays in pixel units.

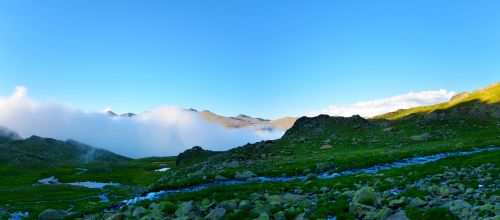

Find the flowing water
[[119, 147, 498, 207]]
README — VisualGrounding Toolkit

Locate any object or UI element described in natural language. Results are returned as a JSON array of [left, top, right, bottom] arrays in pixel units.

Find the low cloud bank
[[0, 87, 284, 158], [309, 89, 456, 118]]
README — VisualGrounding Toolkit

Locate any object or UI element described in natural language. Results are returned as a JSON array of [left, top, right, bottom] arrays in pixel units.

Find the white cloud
[[0, 87, 284, 158], [309, 89, 457, 118]]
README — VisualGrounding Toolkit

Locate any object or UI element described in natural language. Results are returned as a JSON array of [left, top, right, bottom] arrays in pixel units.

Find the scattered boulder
[[132, 207, 148, 218], [410, 133, 432, 141], [220, 199, 238, 211], [353, 187, 380, 207], [408, 197, 427, 207], [205, 208, 226, 220], [386, 211, 410, 220], [175, 200, 197, 217], [319, 144, 332, 150]]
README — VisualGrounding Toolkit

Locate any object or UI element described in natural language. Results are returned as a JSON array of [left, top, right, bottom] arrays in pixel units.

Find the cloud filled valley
[[0, 87, 284, 158], [0, 86, 457, 158]]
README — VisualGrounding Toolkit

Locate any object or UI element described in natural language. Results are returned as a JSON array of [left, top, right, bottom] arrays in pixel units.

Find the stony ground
[[54, 156, 498, 220]]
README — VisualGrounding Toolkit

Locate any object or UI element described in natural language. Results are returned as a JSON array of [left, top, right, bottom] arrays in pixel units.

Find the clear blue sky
[[0, 0, 498, 119]]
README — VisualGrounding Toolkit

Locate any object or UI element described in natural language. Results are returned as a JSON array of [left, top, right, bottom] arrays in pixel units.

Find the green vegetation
[[0, 82, 498, 219]]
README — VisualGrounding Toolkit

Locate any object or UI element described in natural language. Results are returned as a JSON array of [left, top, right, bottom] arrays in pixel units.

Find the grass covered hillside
[[148, 83, 499, 192], [0, 133, 177, 219], [1, 82, 498, 219], [0, 135, 130, 168], [375, 82, 500, 120], [98, 83, 499, 220]]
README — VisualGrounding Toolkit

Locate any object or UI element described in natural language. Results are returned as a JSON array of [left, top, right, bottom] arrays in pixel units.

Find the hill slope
[[0, 133, 130, 167], [375, 82, 500, 120]]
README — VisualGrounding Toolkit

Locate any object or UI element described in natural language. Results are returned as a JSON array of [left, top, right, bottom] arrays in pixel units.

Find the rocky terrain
[[1, 82, 499, 220]]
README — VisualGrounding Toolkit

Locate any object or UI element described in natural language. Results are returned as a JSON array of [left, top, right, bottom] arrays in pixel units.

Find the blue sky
[[0, 0, 499, 119]]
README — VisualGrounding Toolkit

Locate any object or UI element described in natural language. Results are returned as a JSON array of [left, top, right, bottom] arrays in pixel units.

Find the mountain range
[[107, 108, 298, 131]]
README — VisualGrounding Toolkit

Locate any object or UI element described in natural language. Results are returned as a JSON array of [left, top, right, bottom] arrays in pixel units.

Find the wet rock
[[205, 208, 226, 220], [316, 162, 335, 172], [214, 175, 228, 180], [38, 209, 67, 220], [234, 171, 256, 179], [303, 173, 317, 182]]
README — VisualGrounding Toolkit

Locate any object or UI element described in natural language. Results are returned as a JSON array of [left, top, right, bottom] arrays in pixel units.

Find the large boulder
[[409, 197, 427, 207], [353, 187, 380, 207], [205, 208, 226, 220], [386, 211, 410, 220], [175, 200, 198, 217]]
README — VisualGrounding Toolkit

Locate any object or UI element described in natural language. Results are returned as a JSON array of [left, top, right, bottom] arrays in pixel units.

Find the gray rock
[[175, 201, 196, 217], [295, 213, 305, 220], [386, 211, 410, 220], [409, 197, 427, 207], [132, 207, 148, 218], [239, 200, 251, 209], [234, 171, 256, 179], [220, 199, 238, 211], [104, 213, 124, 220], [214, 175, 228, 180], [205, 208, 226, 220], [273, 211, 286, 220], [303, 173, 317, 182], [388, 197, 406, 208], [410, 133, 432, 141], [353, 187, 380, 207]]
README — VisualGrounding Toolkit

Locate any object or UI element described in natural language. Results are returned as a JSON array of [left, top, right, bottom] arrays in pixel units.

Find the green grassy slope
[[149, 82, 499, 191], [375, 82, 499, 120]]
